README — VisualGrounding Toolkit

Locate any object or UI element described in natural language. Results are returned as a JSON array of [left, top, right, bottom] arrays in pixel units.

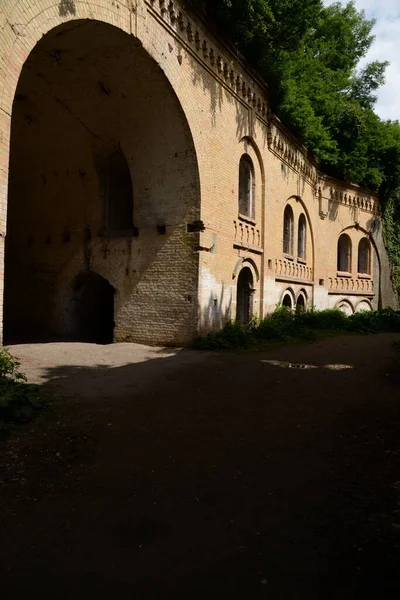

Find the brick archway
[[2, 13, 201, 345]]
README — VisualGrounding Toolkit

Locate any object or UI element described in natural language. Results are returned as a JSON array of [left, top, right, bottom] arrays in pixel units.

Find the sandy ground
[[0, 334, 400, 599]]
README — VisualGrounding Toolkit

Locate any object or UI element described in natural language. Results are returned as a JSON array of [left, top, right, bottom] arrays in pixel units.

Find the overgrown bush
[[195, 320, 253, 350], [349, 307, 400, 333], [295, 308, 350, 331], [254, 307, 313, 341], [0, 348, 42, 424], [194, 307, 400, 351]]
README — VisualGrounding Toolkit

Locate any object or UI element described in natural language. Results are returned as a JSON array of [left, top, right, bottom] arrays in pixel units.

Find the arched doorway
[[67, 272, 114, 344], [3, 20, 200, 345], [282, 293, 293, 310], [236, 267, 254, 324]]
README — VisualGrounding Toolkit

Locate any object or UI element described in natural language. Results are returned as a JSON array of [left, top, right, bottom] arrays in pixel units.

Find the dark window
[[296, 294, 306, 313], [358, 238, 371, 274], [283, 205, 294, 255], [282, 293, 293, 310], [337, 234, 352, 272], [238, 155, 255, 219], [106, 148, 134, 232], [298, 214, 307, 259]]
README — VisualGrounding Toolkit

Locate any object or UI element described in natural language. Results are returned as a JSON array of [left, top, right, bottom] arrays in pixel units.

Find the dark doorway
[[236, 267, 254, 324], [69, 272, 115, 344]]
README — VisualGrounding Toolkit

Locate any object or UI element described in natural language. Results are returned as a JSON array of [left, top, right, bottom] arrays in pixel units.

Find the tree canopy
[[186, 0, 400, 293]]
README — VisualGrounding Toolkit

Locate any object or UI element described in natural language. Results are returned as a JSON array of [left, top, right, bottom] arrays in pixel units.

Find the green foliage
[[383, 193, 400, 295], [188, 0, 387, 173], [349, 307, 400, 333], [295, 308, 350, 331], [187, 0, 400, 295], [194, 308, 400, 351], [0, 348, 43, 424], [0, 347, 27, 383], [195, 320, 253, 350]]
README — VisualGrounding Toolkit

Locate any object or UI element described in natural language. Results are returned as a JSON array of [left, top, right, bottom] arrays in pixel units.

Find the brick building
[[0, 0, 397, 345]]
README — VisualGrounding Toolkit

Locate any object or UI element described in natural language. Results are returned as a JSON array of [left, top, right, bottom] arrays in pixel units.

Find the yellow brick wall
[[0, 0, 397, 345]]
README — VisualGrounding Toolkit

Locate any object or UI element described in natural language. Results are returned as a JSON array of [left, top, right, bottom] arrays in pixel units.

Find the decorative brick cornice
[[268, 118, 319, 186], [319, 178, 380, 215], [146, 0, 268, 120]]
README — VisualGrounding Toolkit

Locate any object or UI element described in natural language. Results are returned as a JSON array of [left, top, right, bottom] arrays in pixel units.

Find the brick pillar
[[0, 109, 11, 346]]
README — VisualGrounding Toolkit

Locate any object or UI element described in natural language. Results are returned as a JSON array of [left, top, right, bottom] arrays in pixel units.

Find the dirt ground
[[1, 334, 400, 599]]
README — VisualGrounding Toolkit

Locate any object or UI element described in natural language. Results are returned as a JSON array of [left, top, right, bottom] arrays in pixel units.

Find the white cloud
[[323, 0, 400, 120]]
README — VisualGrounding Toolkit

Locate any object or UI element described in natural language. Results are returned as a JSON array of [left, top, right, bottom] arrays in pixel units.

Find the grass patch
[[0, 348, 44, 425], [195, 307, 400, 351]]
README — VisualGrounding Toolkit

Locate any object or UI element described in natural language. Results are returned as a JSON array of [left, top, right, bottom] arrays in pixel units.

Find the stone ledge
[[233, 241, 263, 255]]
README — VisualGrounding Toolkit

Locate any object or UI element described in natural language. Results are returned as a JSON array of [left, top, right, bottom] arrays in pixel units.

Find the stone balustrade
[[233, 220, 261, 248], [274, 259, 313, 281], [328, 277, 374, 294]]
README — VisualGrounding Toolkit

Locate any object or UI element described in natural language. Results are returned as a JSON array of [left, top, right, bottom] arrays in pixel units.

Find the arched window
[[282, 293, 293, 310], [296, 294, 306, 313], [337, 234, 352, 273], [297, 214, 307, 260], [106, 147, 134, 232], [283, 205, 294, 255], [238, 155, 255, 219], [358, 238, 371, 275]]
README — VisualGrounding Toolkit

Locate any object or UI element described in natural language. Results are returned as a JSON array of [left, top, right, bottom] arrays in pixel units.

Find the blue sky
[[323, 0, 400, 121]]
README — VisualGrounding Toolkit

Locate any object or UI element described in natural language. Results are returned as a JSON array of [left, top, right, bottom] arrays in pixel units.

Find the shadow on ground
[[0, 334, 400, 599]]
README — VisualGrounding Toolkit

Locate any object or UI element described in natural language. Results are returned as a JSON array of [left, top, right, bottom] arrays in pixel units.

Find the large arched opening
[[3, 20, 200, 345]]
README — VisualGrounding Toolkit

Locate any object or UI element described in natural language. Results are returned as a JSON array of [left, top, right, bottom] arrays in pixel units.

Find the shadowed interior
[[4, 20, 200, 345]]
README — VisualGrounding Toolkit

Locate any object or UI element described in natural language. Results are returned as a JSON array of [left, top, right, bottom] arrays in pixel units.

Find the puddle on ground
[[261, 360, 354, 371]]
